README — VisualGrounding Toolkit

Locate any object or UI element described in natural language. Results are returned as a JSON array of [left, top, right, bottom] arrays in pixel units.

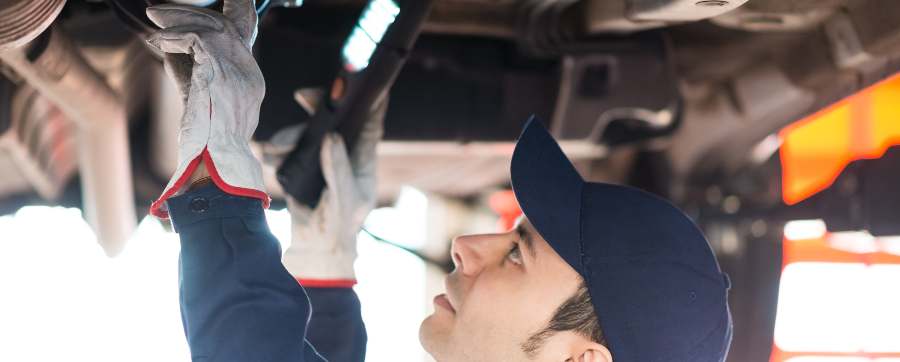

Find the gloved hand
[[146, 0, 269, 218], [282, 98, 386, 285]]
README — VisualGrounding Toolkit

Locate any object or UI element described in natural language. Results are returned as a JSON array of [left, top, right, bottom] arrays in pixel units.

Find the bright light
[[775, 263, 868, 352], [865, 265, 900, 352], [880, 236, 900, 256], [358, 0, 400, 43], [265, 208, 293, 249], [254, 190, 431, 362], [342, 27, 379, 71], [786, 358, 900, 362], [786, 358, 870, 362], [774, 262, 900, 353], [363, 186, 428, 249], [0, 196, 431, 362], [355, 185, 429, 361], [785, 356, 872, 362], [0, 207, 189, 361], [784, 219, 827, 240], [355, 230, 427, 362], [751, 133, 782, 164], [341, 0, 400, 71], [829, 231, 879, 254]]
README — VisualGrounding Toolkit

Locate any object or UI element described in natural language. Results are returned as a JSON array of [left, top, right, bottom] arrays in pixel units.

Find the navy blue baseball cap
[[510, 116, 733, 361]]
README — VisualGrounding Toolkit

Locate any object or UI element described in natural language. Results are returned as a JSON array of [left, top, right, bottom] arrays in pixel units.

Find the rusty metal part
[[629, 0, 749, 22], [0, 85, 78, 200], [423, 0, 751, 38], [423, 0, 519, 38], [0, 0, 66, 51], [710, 0, 847, 32], [0, 28, 136, 257], [168, 0, 217, 5], [374, 140, 604, 199], [259, 139, 606, 203], [587, 0, 748, 33], [665, 0, 900, 197], [711, 7, 836, 32], [550, 50, 679, 144], [824, 11, 873, 69]]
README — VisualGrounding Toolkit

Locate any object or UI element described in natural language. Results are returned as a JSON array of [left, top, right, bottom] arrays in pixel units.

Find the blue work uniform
[[167, 183, 367, 362]]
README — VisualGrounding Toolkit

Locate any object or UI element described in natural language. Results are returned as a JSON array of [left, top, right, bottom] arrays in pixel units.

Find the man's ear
[[575, 344, 612, 362], [555, 332, 612, 362]]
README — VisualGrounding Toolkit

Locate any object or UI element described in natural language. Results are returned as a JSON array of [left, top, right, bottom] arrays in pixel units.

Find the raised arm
[[281, 95, 386, 361], [168, 181, 323, 361], [145, 1, 322, 360]]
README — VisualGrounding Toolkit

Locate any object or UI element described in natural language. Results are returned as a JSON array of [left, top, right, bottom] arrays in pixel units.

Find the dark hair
[[521, 280, 605, 357]]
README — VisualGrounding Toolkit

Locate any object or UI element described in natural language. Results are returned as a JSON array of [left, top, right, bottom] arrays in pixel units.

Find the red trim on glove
[[149, 152, 204, 219], [149, 147, 270, 219], [296, 278, 357, 288], [201, 148, 271, 209]]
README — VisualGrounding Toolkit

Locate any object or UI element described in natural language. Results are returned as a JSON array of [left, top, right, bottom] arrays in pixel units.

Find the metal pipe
[[0, 27, 136, 257]]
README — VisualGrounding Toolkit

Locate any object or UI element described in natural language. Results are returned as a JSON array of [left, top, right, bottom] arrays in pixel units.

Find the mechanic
[[145, 1, 733, 361]]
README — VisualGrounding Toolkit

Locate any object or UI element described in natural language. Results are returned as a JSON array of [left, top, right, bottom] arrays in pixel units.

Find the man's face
[[419, 218, 586, 361]]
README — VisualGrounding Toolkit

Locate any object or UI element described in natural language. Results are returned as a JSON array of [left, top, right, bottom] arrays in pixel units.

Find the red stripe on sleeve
[[296, 278, 357, 288]]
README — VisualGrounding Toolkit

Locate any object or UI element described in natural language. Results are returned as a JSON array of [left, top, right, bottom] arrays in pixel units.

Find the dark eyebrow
[[515, 223, 537, 259]]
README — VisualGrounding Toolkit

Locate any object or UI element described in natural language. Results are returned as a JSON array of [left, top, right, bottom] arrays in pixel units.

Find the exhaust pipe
[[1, 3, 137, 257]]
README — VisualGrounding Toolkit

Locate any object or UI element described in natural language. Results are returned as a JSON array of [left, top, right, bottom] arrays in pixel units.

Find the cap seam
[[679, 302, 733, 361], [578, 182, 588, 282]]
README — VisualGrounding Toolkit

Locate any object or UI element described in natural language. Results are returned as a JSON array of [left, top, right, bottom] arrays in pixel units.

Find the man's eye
[[507, 243, 523, 265]]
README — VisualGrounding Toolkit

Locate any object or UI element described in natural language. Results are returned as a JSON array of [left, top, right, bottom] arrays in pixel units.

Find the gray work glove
[[283, 98, 386, 285], [146, 0, 269, 218]]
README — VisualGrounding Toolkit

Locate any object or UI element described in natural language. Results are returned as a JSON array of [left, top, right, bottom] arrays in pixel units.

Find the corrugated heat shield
[[0, 82, 77, 200]]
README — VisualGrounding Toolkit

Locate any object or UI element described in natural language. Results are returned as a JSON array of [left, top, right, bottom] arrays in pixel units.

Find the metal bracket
[[824, 11, 873, 69]]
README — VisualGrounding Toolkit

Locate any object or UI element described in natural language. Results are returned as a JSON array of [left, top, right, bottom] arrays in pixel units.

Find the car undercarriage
[[2, 1, 900, 360]]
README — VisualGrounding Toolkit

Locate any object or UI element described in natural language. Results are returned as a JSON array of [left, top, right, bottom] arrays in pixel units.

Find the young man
[[418, 119, 733, 361], [146, 1, 733, 361]]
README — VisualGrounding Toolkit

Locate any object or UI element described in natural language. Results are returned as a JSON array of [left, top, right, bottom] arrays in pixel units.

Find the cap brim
[[510, 116, 586, 275]]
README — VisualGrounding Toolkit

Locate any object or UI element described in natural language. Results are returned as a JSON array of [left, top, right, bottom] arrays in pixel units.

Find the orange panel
[[780, 74, 900, 205], [775, 74, 900, 360]]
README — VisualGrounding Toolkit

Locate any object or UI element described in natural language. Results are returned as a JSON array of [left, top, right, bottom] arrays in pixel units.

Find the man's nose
[[450, 233, 503, 277]]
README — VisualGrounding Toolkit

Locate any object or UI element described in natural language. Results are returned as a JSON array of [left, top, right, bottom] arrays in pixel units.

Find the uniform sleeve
[[304, 287, 367, 362], [167, 183, 325, 362]]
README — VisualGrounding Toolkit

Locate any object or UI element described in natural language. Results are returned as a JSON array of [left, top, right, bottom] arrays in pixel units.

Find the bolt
[[696, 0, 729, 7]]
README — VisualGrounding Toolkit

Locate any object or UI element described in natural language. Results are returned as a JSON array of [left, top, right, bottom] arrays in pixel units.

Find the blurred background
[[1, 0, 900, 361]]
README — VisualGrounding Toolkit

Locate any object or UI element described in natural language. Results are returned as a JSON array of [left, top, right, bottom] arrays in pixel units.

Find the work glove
[[146, 0, 269, 218], [282, 98, 386, 285]]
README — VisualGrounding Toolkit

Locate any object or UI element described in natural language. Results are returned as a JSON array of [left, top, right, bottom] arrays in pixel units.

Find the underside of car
[[3, 1, 900, 360]]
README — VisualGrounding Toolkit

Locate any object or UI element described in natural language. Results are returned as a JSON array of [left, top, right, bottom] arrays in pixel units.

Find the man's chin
[[419, 313, 449, 359]]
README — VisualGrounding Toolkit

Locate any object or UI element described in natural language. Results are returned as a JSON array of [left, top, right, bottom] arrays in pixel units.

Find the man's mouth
[[433, 293, 456, 313]]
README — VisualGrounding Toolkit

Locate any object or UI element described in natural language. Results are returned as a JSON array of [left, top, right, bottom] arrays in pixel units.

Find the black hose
[[105, 0, 273, 34], [361, 226, 454, 274]]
